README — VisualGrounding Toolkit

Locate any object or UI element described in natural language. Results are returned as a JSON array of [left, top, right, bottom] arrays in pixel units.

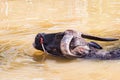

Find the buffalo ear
[[88, 41, 103, 49]]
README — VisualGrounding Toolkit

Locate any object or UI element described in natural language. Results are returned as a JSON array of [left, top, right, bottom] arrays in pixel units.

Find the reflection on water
[[0, 0, 120, 80]]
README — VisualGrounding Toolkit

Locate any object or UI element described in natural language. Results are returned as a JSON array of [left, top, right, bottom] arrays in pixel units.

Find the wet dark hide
[[33, 30, 119, 60]]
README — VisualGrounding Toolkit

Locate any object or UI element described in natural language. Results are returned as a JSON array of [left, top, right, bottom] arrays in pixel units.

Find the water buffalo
[[33, 30, 119, 60]]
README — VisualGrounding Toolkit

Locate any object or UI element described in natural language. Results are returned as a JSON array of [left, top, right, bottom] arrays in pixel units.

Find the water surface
[[0, 0, 120, 80]]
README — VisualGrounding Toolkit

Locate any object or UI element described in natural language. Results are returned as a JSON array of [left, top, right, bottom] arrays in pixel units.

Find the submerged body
[[33, 30, 119, 59]]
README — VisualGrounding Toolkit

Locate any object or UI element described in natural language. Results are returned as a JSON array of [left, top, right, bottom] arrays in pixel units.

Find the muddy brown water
[[0, 0, 120, 80]]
